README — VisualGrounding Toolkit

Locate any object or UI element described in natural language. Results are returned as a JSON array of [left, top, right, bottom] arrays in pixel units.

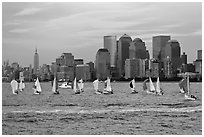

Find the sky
[[2, 2, 202, 67]]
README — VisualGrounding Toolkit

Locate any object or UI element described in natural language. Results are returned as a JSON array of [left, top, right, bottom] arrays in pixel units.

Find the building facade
[[181, 52, 187, 64], [95, 48, 110, 80], [153, 35, 170, 61], [33, 49, 39, 75], [117, 34, 133, 78], [165, 40, 181, 76], [104, 35, 117, 68], [132, 38, 148, 59], [75, 64, 90, 81]]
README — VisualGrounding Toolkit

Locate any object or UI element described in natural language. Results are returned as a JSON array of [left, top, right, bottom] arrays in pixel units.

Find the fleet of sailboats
[[10, 74, 197, 101]]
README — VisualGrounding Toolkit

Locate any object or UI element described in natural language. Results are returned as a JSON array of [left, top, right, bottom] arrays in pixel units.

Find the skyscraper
[[132, 38, 147, 59], [153, 35, 170, 61], [104, 35, 117, 67], [95, 48, 110, 80], [117, 34, 132, 78], [165, 40, 181, 76], [197, 50, 202, 60], [181, 52, 187, 64], [33, 48, 39, 75]]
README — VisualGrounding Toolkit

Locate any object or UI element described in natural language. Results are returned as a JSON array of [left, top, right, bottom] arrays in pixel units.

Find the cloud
[[9, 28, 30, 33], [15, 8, 42, 16]]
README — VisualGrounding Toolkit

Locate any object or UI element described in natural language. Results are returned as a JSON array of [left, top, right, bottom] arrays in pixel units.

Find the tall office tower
[[86, 61, 95, 80], [153, 35, 170, 61], [95, 48, 110, 80], [194, 50, 202, 74], [197, 50, 202, 60], [181, 52, 187, 64], [104, 35, 117, 67], [61, 53, 74, 67], [129, 43, 135, 59], [133, 38, 148, 59], [33, 48, 39, 75], [117, 34, 132, 78], [165, 40, 181, 76]]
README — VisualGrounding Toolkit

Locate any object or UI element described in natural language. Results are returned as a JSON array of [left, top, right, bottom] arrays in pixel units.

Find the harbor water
[[2, 82, 202, 135]]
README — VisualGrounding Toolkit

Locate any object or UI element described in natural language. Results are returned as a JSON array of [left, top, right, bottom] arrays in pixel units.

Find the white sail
[[106, 77, 112, 92], [132, 79, 136, 90], [19, 79, 24, 91], [11, 79, 18, 94], [35, 78, 42, 92], [93, 79, 99, 91], [52, 77, 57, 93], [78, 79, 84, 91], [73, 77, 77, 93], [149, 77, 155, 92], [156, 77, 160, 94]]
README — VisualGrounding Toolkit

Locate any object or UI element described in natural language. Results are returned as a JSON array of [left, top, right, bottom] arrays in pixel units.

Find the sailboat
[[103, 77, 113, 94], [179, 79, 186, 93], [19, 79, 25, 92], [147, 77, 156, 94], [129, 79, 138, 94], [93, 79, 102, 94], [155, 77, 164, 95], [143, 79, 149, 92], [182, 75, 197, 100], [33, 77, 42, 94], [52, 77, 59, 94], [73, 77, 80, 94], [78, 79, 84, 92], [11, 79, 18, 94]]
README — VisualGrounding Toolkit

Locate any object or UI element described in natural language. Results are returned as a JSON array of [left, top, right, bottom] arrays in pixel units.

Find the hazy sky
[[2, 2, 202, 67]]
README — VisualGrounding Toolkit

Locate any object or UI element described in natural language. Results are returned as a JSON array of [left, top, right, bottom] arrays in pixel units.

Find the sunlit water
[[2, 82, 202, 135]]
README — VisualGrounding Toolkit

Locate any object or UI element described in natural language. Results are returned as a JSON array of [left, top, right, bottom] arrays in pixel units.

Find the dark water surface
[[2, 82, 202, 135]]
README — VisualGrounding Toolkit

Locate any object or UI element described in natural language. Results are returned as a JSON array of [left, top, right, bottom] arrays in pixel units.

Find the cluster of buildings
[[2, 34, 202, 82], [95, 34, 202, 80]]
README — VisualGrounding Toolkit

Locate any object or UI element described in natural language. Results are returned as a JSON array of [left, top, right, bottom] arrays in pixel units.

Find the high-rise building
[[86, 61, 95, 80], [165, 40, 181, 75], [62, 53, 74, 67], [74, 59, 84, 66], [104, 35, 117, 67], [197, 50, 202, 60], [163, 56, 173, 78], [150, 60, 159, 78], [181, 52, 187, 64], [95, 48, 110, 80], [125, 58, 146, 79], [75, 64, 90, 81], [117, 34, 132, 78], [194, 50, 202, 74], [153, 35, 170, 60], [132, 38, 148, 59], [33, 48, 39, 75], [55, 53, 75, 81], [125, 58, 137, 79]]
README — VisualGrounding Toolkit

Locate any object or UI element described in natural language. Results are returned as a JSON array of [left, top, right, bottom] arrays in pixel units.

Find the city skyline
[[2, 2, 202, 67]]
